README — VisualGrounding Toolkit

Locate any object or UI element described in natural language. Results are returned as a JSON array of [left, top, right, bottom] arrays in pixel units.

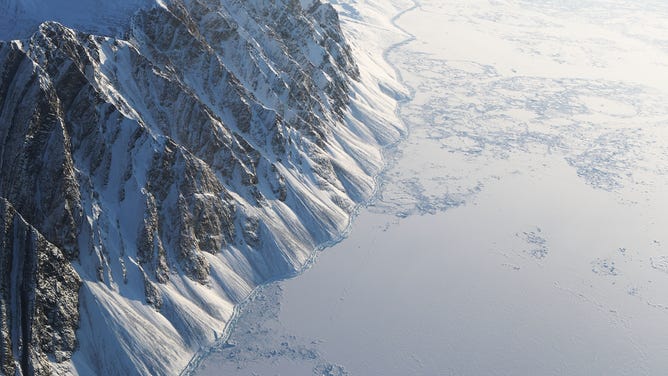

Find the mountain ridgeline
[[0, 0, 401, 374]]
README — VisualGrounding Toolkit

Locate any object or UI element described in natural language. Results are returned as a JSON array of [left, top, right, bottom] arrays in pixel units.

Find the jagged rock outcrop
[[0, 199, 81, 376], [0, 0, 402, 374]]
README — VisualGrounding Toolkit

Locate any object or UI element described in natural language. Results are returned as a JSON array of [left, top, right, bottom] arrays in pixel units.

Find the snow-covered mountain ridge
[[0, 0, 154, 40], [0, 0, 404, 374]]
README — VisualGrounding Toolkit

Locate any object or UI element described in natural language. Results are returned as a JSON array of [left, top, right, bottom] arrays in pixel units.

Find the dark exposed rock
[[0, 198, 81, 376]]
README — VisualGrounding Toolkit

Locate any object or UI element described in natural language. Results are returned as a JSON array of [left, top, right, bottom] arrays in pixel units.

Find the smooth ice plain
[[192, 0, 668, 375]]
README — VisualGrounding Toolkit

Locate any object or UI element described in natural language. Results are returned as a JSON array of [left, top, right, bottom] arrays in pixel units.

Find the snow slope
[[0, 0, 404, 375]]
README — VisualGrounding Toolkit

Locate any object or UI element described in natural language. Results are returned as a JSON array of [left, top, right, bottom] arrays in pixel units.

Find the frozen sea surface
[[191, 0, 668, 375]]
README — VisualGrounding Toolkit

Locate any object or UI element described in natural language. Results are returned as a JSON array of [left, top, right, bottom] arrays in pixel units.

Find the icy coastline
[[0, 0, 407, 374], [191, 0, 668, 374], [181, 1, 414, 374]]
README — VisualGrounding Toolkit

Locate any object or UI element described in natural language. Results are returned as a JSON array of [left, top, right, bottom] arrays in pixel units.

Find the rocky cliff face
[[0, 0, 401, 374], [0, 199, 81, 376]]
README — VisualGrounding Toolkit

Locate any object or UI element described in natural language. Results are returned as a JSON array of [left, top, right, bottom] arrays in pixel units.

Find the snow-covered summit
[[0, 0, 155, 40]]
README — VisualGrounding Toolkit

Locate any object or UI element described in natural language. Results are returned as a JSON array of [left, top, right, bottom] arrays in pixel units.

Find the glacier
[[0, 0, 404, 374]]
